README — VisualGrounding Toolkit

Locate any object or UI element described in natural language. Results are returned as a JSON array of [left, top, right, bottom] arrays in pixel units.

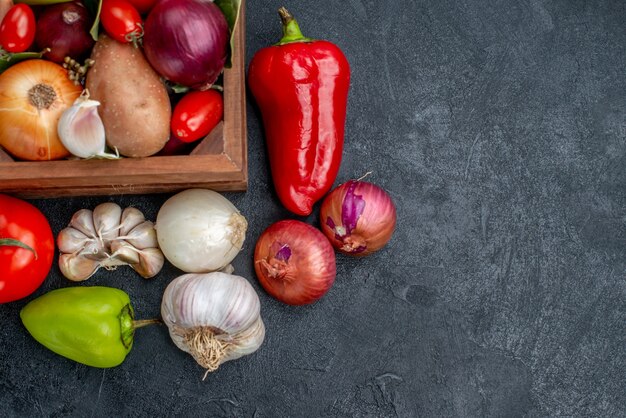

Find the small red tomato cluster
[[250, 9, 397, 306]]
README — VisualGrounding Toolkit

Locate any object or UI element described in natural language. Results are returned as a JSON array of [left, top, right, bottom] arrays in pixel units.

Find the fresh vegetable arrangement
[[5, 6, 398, 380], [0, 0, 240, 161]]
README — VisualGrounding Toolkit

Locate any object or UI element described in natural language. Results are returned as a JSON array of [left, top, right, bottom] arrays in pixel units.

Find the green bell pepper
[[20, 286, 157, 368]]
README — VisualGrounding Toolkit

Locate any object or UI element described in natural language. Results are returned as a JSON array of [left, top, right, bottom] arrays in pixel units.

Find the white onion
[[155, 189, 248, 273]]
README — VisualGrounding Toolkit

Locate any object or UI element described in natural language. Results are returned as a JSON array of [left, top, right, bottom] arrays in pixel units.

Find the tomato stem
[[0, 238, 38, 259]]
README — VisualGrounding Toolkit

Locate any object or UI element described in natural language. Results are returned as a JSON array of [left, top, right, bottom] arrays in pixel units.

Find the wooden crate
[[0, 3, 247, 199]]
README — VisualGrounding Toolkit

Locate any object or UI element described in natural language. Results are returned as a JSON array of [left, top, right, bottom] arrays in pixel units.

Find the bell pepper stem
[[120, 306, 161, 349], [0, 238, 38, 259], [277, 7, 313, 45], [132, 318, 162, 329]]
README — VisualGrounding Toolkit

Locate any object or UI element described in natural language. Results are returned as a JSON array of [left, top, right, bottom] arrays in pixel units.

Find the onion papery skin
[[155, 189, 247, 273], [35, 2, 95, 64], [320, 180, 397, 257], [254, 220, 336, 306], [0, 59, 82, 161], [143, 0, 228, 89]]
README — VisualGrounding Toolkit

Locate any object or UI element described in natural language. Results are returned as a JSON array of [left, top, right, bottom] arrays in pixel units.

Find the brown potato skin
[[86, 35, 171, 157]]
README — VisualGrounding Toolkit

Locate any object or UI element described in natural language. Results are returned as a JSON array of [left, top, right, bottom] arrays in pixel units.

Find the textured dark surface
[[1, 0, 625, 416]]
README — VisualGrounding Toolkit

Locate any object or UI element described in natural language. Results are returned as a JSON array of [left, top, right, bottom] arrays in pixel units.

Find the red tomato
[[126, 0, 158, 15], [0, 4, 36, 53], [0, 194, 54, 304], [171, 90, 224, 143], [100, 0, 143, 44]]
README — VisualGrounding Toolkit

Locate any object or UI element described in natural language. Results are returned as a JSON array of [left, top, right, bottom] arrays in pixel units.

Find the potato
[[86, 35, 171, 157]]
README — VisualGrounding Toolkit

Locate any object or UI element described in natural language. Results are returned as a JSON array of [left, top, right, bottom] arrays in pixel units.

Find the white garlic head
[[161, 272, 265, 377], [57, 203, 164, 281]]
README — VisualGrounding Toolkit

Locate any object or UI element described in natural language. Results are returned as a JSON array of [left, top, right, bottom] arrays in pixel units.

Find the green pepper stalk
[[20, 286, 159, 368]]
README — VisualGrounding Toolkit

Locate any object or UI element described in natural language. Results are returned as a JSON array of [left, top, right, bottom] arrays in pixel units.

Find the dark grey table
[[2, 0, 625, 416]]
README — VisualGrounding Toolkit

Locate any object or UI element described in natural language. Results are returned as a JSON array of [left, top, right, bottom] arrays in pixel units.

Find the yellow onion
[[0, 59, 82, 160]]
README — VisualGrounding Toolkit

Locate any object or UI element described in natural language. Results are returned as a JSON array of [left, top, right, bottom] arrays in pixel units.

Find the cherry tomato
[[126, 0, 158, 15], [0, 4, 36, 53], [100, 0, 142, 44], [171, 90, 224, 143], [0, 194, 54, 304]]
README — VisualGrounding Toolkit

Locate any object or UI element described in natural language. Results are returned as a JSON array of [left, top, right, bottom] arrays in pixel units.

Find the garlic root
[[183, 327, 232, 379]]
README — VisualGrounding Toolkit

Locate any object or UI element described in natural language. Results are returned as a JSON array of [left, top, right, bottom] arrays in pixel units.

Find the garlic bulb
[[161, 272, 265, 377], [57, 202, 164, 281], [57, 90, 119, 159]]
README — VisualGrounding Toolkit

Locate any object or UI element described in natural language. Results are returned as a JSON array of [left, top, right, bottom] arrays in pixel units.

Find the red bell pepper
[[248, 7, 350, 216]]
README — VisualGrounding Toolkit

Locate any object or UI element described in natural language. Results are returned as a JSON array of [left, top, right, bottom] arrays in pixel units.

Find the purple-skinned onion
[[143, 0, 228, 89], [320, 180, 396, 256], [254, 220, 336, 306], [35, 2, 95, 64]]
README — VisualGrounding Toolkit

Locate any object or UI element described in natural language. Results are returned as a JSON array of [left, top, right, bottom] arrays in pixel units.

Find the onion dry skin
[[143, 0, 229, 89], [35, 2, 95, 64], [254, 220, 336, 306], [0, 59, 81, 160], [320, 180, 396, 256]]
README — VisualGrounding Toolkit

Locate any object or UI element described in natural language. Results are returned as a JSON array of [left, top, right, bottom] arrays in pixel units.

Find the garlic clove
[[99, 253, 133, 270], [221, 316, 265, 363], [58, 91, 108, 159], [69, 209, 96, 237], [110, 239, 141, 265], [93, 202, 122, 243], [57, 226, 91, 254], [81, 241, 109, 261], [119, 207, 146, 236], [124, 220, 158, 250], [131, 247, 164, 279], [59, 253, 101, 281]]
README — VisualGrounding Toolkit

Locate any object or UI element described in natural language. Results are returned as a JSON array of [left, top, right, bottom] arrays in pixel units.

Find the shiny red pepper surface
[[248, 8, 350, 216]]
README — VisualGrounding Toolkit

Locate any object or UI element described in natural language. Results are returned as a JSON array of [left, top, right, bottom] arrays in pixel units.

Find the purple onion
[[35, 2, 94, 64], [143, 0, 229, 89], [320, 180, 397, 256]]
